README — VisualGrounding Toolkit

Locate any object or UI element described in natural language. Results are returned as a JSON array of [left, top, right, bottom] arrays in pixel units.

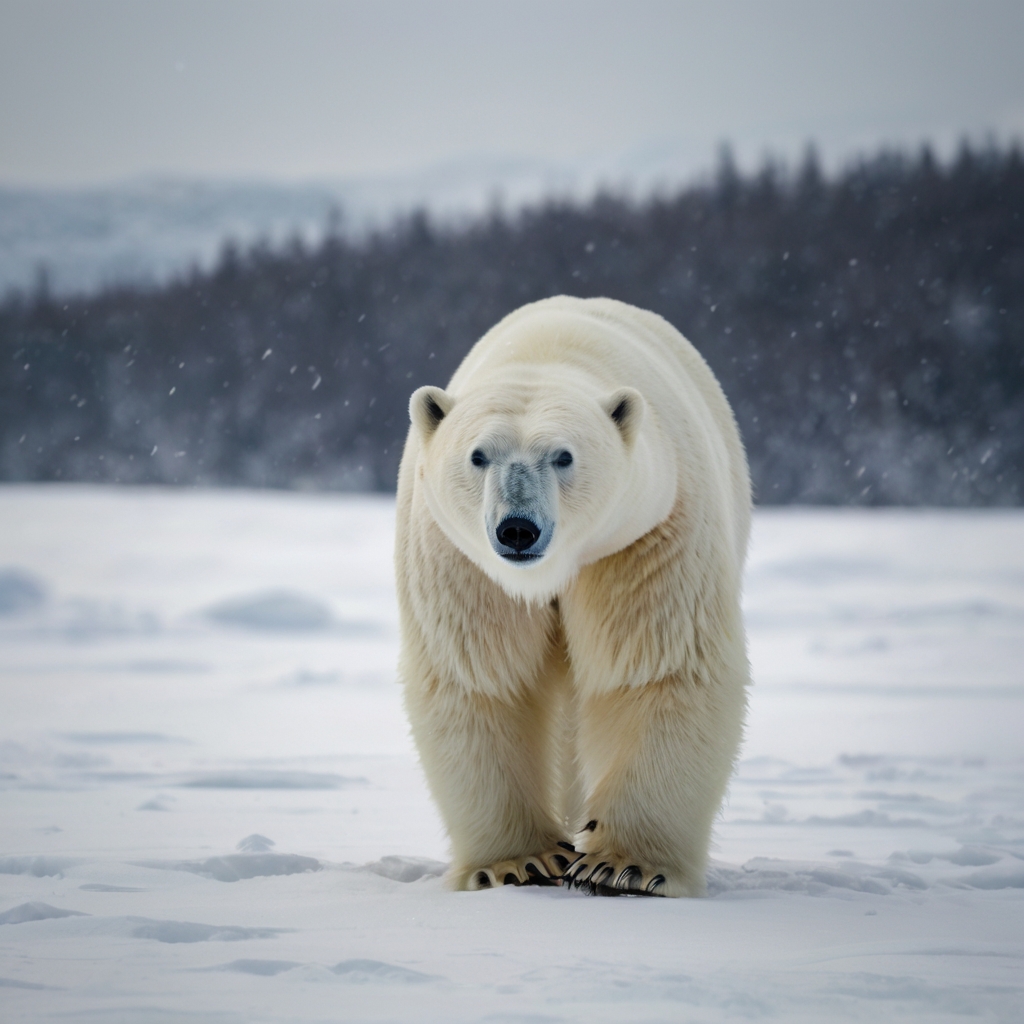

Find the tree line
[[2, 143, 1022, 504]]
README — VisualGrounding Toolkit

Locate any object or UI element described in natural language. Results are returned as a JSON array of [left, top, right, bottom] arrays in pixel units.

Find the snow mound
[[41, 599, 160, 639], [79, 884, 146, 892], [0, 902, 88, 925], [62, 731, 182, 745], [707, 857, 927, 896], [708, 849, 1024, 896], [178, 770, 365, 789], [280, 669, 343, 687], [203, 589, 333, 631], [758, 556, 890, 583], [0, 856, 77, 877], [135, 853, 322, 882], [804, 809, 928, 827], [330, 959, 439, 984], [953, 864, 1024, 890], [136, 794, 174, 811], [0, 568, 46, 614], [213, 959, 301, 976], [130, 918, 290, 943], [363, 855, 448, 883], [237, 833, 276, 852], [940, 846, 1002, 866]]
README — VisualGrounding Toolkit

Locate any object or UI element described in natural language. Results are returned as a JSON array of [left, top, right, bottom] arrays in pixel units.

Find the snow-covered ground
[[1, 485, 1021, 1023]]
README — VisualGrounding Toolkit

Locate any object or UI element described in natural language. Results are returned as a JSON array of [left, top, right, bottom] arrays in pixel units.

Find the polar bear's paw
[[563, 852, 668, 896], [464, 846, 577, 890]]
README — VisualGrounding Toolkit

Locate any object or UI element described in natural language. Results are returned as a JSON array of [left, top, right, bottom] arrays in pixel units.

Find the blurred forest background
[[2, 143, 1021, 505]]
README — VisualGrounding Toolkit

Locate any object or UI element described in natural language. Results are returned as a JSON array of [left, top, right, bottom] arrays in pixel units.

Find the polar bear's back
[[451, 296, 750, 560], [452, 297, 731, 442]]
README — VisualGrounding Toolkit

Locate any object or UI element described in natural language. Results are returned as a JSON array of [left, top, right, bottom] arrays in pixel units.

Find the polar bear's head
[[409, 368, 666, 601]]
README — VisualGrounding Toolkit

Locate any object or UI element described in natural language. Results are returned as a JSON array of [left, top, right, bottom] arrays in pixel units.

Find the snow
[[0, 485, 1022, 1022]]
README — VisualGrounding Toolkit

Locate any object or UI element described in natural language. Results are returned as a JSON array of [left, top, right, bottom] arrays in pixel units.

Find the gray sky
[[2, 0, 1023, 187]]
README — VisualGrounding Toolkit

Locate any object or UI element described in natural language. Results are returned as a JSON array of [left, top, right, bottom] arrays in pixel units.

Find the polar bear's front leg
[[571, 672, 746, 897], [404, 677, 565, 891]]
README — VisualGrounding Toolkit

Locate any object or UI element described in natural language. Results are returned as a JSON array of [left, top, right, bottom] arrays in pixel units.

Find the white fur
[[396, 296, 751, 896]]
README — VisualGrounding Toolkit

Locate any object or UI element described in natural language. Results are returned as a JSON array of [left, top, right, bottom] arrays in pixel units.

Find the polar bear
[[396, 296, 750, 897]]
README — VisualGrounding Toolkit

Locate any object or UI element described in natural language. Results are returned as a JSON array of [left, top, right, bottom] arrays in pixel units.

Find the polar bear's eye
[[554, 450, 573, 468], [470, 449, 489, 468]]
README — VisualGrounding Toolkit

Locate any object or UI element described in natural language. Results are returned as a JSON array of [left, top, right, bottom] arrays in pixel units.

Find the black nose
[[496, 517, 541, 552]]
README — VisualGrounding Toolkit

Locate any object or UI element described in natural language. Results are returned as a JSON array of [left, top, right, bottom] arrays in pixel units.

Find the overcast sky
[[2, 0, 1023, 188]]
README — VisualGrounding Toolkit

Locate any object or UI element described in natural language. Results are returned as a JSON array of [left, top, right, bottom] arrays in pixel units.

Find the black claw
[[616, 865, 642, 890], [525, 862, 557, 886], [557, 841, 577, 852], [560, 851, 586, 876], [552, 855, 569, 871], [476, 871, 491, 888], [503, 872, 520, 886], [559, 856, 666, 897], [584, 820, 598, 832]]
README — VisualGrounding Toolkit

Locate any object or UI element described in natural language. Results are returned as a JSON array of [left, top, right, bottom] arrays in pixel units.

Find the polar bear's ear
[[410, 386, 455, 437], [603, 387, 645, 445]]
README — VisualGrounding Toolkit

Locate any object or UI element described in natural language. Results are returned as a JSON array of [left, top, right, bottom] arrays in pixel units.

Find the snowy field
[[1, 485, 1022, 1023]]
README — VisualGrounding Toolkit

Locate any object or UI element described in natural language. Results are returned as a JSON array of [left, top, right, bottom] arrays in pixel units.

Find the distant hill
[[0, 158, 591, 297], [2, 144, 1021, 505]]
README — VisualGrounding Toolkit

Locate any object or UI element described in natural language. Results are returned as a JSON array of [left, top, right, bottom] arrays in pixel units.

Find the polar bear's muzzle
[[487, 459, 555, 564]]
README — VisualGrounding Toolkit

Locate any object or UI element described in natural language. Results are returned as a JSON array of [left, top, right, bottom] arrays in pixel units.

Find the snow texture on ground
[[0, 485, 1021, 1023]]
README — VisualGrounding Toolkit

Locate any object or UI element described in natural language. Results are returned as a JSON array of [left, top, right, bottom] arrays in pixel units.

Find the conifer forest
[[2, 145, 1021, 504]]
